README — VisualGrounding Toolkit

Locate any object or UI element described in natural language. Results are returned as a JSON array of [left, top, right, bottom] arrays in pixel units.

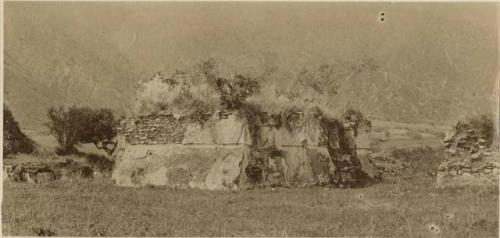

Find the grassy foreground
[[2, 178, 498, 237]]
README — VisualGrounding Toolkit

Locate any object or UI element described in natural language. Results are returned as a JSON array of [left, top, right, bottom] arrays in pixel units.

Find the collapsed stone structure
[[4, 160, 97, 184], [437, 124, 499, 187], [112, 109, 376, 190]]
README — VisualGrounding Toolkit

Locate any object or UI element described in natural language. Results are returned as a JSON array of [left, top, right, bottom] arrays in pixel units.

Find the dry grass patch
[[2, 177, 497, 237]]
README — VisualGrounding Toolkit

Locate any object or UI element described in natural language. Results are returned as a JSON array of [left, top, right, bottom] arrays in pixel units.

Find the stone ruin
[[112, 109, 378, 190], [3, 159, 97, 184], [437, 123, 499, 187]]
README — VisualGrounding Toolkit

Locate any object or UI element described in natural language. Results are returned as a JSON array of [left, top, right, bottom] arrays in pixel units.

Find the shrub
[[46, 106, 118, 155], [215, 74, 260, 110], [465, 114, 495, 147], [3, 105, 35, 157], [453, 114, 495, 147], [135, 60, 261, 118], [342, 108, 371, 136]]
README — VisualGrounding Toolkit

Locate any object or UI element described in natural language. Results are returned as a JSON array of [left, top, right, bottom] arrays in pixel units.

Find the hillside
[[4, 2, 498, 130], [4, 3, 142, 130]]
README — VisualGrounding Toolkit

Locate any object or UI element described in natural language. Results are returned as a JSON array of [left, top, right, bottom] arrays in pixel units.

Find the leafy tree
[[3, 105, 35, 157], [46, 106, 118, 155]]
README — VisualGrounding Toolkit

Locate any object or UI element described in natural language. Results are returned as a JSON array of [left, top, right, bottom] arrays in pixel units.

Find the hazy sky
[[7, 2, 496, 75], [4, 2, 498, 125]]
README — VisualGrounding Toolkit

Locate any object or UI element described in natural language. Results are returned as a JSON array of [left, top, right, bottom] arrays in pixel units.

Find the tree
[[3, 104, 35, 157], [46, 106, 118, 155], [215, 74, 260, 110]]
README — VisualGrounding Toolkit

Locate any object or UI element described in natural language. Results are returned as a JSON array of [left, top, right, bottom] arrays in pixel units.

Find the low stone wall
[[3, 160, 99, 183], [122, 113, 253, 145], [437, 151, 499, 187], [123, 114, 189, 145]]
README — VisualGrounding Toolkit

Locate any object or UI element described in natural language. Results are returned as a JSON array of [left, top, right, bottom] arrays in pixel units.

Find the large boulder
[[111, 144, 340, 190], [111, 145, 249, 189], [205, 147, 250, 190]]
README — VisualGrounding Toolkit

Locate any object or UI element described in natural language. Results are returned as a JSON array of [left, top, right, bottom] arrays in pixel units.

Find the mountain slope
[[4, 4, 141, 130], [4, 3, 497, 130]]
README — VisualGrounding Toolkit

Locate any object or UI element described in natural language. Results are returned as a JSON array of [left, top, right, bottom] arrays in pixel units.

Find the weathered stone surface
[[257, 113, 324, 148], [181, 123, 215, 145], [112, 145, 248, 189], [205, 147, 250, 190], [211, 114, 252, 145], [112, 144, 344, 189]]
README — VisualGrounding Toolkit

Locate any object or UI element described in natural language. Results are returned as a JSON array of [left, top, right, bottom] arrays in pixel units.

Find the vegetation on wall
[[134, 58, 380, 121]]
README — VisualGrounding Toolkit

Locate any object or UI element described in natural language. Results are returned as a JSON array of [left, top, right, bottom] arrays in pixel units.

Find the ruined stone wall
[[437, 152, 499, 187], [437, 126, 499, 187], [122, 114, 190, 145]]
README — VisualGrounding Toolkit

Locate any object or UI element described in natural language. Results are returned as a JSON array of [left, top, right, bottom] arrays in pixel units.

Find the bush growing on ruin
[[246, 60, 379, 116], [341, 108, 371, 136], [134, 58, 378, 128], [134, 59, 261, 117], [3, 105, 35, 157], [215, 74, 260, 110], [456, 114, 495, 147], [46, 106, 118, 155]]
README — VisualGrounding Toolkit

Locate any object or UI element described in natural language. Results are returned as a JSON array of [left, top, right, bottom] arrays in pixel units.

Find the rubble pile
[[4, 160, 97, 183], [370, 153, 409, 177], [437, 125, 499, 187]]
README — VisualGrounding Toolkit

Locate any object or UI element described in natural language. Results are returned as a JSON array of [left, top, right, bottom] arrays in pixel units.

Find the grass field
[[4, 122, 496, 237], [2, 177, 498, 237]]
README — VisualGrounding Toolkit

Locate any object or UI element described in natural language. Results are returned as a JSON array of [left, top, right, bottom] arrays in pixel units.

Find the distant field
[[371, 120, 452, 133], [368, 119, 451, 152], [2, 178, 498, 237]]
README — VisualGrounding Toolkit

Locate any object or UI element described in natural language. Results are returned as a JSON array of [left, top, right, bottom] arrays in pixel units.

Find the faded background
[[4, 2, 498, 130]]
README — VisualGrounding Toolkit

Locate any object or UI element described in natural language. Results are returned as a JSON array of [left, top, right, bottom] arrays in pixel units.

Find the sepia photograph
[[2, 1, 499, 237]]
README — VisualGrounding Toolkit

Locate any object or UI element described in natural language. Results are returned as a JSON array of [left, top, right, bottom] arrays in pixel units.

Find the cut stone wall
[[113, 111, 378, 190]]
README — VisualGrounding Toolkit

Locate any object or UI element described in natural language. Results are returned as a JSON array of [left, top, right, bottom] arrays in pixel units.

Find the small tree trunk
[[93, 141, 117, 156]]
